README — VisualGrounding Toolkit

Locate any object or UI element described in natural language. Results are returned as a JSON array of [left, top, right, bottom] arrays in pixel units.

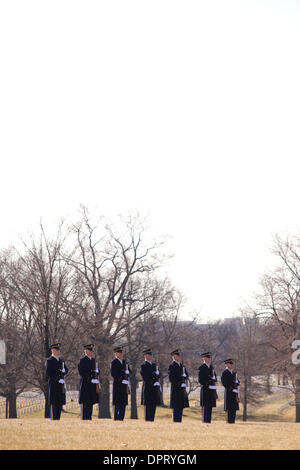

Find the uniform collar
[[52, 354, 60, 361]]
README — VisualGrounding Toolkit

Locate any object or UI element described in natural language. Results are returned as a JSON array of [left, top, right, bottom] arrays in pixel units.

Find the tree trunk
[[98, 376, 111, 419], [44, 389, 50, 418], [96, 338, 111, 419], [130, 369, 138, 419], [159, 375, 166, 407], [5, 398, 9, 419], [266, 374, 272, 394], [43, 380, 50, 418], [242, 376, 248, 421], [8, 392, 17, 418]]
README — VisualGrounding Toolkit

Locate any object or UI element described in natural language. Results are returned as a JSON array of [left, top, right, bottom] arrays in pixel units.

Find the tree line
[[0, 208, 299, 421]]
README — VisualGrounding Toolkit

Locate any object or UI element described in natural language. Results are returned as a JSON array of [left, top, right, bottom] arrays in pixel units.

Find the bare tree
[[256, 234, 300, 421], [0, 249, 31, 417], [5, 222, 77, 418], [65, 208, 170, 418]]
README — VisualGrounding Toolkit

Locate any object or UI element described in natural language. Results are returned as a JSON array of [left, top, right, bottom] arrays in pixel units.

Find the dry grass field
[[1, 399, 300, 450]]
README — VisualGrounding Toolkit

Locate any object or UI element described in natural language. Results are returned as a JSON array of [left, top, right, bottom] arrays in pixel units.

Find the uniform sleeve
[[168, 364, 181, 387], [78, 358, 92, 382], [140, 364, 154, 382], [221, 370, 234, 390], [46, 359, 60, 381], [111, 360, 126, 382], [198, 365, 209, 386]]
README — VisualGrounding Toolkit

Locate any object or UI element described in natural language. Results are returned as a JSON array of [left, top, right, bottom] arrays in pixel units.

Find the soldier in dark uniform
[[221, 358, 240, 423], [140, 348, 161, 421], [45, 343, 68, 420], [78, 343, 100, 420], [168, 348, 189, 422], [198, 352, 217, 423], [110, 346, 131, 421]]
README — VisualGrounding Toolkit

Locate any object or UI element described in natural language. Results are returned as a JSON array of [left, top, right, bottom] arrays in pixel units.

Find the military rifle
[[180, 352, 188, 399], [125, 362, 131, 395], [92, 349, 100, 395], [181, 364, 188, 399], [95, 361, 100, 394], [152, 361, 162, 399], [122, 347, 131, 395], [59, 361, 67, 395], [233, 370, 239, 403], [209, 363, 218, 400]]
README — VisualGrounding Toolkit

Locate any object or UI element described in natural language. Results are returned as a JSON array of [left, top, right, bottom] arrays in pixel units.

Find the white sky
[[0, 0, 299, 321]]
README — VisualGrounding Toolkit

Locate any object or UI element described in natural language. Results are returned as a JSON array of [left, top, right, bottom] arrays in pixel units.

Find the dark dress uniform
[[78, 346, 100, 420], [110, 348, 131, 421], [45, 344, 68, 420], [168, 350, 189, 422], [140, 355, 161, 421], [198, 353, 217, 423], [221, 359, 240, 423]]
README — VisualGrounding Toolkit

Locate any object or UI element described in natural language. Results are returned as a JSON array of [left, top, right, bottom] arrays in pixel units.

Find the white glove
[[181, 383, 187, 388], [125, 369, 129, 374], [122, 380, 129, 385], [91, 379, 99, 384], [182, 373, 187, 377], [154, 381, 160, 386], [211, 375, 216, 380], [233, 388, 239, 393], [58, 379, 65, 384], [209, 385, 216, 389], [155, 370, 159, 375], [95, 368, 99, 373], [61, 368, 66, 373]]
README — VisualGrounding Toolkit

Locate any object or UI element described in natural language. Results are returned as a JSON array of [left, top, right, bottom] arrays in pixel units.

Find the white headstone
[[0, 340, 6, 364]]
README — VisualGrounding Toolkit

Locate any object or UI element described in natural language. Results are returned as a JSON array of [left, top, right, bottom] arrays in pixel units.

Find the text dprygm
[[103, 454, 197, 466]]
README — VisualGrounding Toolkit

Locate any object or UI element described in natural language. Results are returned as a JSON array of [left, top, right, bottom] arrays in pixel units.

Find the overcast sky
[[0, 1, 299, 322]]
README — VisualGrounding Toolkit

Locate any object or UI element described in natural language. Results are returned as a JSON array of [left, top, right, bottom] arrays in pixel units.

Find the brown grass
[[0, 401, 300, 450]]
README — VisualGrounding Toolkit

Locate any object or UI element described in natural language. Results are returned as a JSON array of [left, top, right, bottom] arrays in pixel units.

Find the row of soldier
[[46, 343, 240, 424]]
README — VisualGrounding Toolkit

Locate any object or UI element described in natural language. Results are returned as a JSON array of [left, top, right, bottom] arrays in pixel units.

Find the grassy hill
[[0, 398, 299, 450]]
